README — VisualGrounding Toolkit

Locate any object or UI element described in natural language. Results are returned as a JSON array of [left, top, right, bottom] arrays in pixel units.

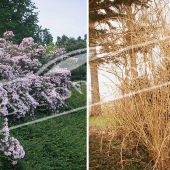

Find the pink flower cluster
[[0, 31, 76, 165], [0, 118, 25, 165], [3, 31, 15, 39], [48, 48, 65, 57], [0, 31, 71, 118]]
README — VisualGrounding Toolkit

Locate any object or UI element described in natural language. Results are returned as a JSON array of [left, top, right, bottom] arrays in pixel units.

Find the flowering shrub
[[0, 31, 70, 117], [3, 31, 14, 39], [0, 118, 25, 165], [0, 31, 74, 164]]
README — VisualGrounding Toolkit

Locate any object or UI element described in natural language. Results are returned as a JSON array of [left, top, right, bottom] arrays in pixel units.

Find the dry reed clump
[[107, 1, 170, 169], [89, 125, 154, 169], [112, 76, 170, 169], [89, 0, 170, 169]]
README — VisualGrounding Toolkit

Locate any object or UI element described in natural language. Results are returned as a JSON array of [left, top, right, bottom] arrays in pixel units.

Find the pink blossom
[[0, 31, 78, 165], [3, 31, 14, 39]]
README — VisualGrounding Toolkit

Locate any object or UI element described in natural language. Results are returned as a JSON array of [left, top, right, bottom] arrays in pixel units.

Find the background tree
[[77, 36, 81, 42], [47, 35, 87, 81], [89, 0, 150, 116], [0, 0, 53, 45], [37, 27, 53, 45], [0, 0, 39, 44], [55, 35, 86, 52], [84, 34, 87, 41]]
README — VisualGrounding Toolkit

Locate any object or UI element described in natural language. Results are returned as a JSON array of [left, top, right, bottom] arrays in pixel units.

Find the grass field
[[89, 115, 115, 128], [0, 85, 86, 170]]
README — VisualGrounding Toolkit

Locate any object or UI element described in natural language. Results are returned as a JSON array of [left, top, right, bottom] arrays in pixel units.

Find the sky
[[33, 0, 87, 43]]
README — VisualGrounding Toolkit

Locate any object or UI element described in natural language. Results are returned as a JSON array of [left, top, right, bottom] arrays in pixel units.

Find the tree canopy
[[0, 0, 53, 44], [89, 0, 151, 45], [55, 34, 86, 52]]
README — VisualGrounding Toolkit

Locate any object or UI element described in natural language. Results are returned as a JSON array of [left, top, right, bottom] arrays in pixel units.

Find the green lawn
[[89, 115, 115, 128], [0, 85, 86, 170]]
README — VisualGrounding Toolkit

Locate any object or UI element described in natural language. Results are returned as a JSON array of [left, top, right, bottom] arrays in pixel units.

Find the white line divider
[[2, 77, 170, 132], [89, 35, 170, 61], [2, 37, 170, 131], [0, 105, 87, 133], [0, 49, 87, 117]]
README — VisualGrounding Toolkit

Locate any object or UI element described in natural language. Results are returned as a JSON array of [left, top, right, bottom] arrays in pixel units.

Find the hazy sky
[[33, 0, 87, 43]]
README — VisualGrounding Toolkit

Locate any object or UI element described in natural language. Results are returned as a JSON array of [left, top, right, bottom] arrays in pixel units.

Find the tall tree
[[56, 36, 62, 46], [0, 0, 39, 44], [89, 0, 151, 116], [89, 0, 120, 116], [84, 34, 87, 41], [77, 36, 81, 42], [38, 27, 53, 45]]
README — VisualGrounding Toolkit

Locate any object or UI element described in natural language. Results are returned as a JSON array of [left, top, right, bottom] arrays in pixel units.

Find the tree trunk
[[89, 61, 101, 117], [126, 5, 138, 91], [89, 21, 101, 117]]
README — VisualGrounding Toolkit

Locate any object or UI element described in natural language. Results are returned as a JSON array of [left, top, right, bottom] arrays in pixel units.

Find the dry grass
[[112, 89, 170, 169], [89, 127, 154, 170], [90, 0, 170, 169]]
